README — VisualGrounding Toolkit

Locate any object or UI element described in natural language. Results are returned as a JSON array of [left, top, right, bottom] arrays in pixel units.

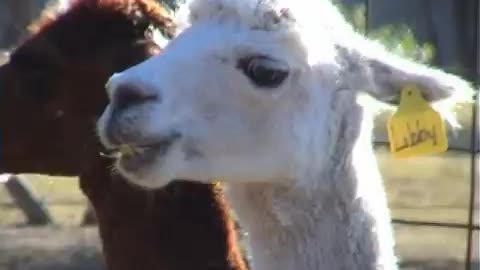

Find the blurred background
[[0, 0, 478, 270]]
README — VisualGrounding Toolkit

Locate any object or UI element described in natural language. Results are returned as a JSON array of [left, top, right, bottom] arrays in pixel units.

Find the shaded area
[[0, 227, 105, 270], [0, 225, 476, 270]]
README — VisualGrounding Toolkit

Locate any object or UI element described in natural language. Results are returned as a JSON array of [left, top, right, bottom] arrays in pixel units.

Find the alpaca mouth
[[101, 134, 180, 173], [102, 142, 170, 158]]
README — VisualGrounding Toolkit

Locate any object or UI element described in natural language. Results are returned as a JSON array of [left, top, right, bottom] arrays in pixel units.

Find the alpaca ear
[[365, 56, 474, 105], [337, 41, 475, 106]]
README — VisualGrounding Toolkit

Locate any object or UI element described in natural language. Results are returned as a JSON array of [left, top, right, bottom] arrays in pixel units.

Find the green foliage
[[161, 0, 435, 65], [369, 25, 435, 64], [333, 1, 435, 65], [158, 0, 181, 10], [163, 0, 475, 74]]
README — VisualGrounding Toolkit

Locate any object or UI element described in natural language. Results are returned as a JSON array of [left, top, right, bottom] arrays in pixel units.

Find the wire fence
[[363, 1, 480, 270]]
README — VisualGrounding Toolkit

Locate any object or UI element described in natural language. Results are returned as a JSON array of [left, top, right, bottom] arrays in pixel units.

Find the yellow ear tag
[[387, 85, 448, 158]]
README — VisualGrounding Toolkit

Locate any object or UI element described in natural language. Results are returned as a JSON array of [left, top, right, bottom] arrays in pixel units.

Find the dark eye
[[237, 56, 289, 88]]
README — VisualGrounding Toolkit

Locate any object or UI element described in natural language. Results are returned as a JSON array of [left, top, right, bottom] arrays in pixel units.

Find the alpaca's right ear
[[336, 40, 475, 106]]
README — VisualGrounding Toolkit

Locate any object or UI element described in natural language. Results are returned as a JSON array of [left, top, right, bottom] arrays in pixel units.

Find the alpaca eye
[[238, 56, 289, 88]]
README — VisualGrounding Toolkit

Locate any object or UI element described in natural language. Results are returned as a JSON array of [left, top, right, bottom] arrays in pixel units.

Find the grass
[[0, 175, 87, 226], [0, 146, 478, 270], [0, 227, 104, 270], [378, 147, 473, 223], [375, 147, 478, 270]]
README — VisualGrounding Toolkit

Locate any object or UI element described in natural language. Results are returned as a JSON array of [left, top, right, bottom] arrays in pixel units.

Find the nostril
[[113, 84, 158, 111]]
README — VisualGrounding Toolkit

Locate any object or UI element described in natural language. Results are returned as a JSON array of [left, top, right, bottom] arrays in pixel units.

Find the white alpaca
[[96, 0, 473, 269]]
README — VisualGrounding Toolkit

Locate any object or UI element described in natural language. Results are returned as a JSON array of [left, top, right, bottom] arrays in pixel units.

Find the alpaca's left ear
[[366, 56, 474, 105], [337, 40, 475, 105]]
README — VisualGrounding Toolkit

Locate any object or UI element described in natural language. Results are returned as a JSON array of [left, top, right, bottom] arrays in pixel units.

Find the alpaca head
[[97, 0, 473, 188], [0, 0, 173, 173]]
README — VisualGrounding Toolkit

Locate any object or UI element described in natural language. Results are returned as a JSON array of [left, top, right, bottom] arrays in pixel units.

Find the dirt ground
[[0, 225, 477, 270], [0, 226, 105, 270]]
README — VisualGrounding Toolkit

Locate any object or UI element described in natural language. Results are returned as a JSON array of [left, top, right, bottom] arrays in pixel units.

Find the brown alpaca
[[0, 1, 247, 270]]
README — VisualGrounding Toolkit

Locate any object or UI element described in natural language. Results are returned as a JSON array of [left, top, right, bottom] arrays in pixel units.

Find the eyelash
[[237, 55, 289, 88]]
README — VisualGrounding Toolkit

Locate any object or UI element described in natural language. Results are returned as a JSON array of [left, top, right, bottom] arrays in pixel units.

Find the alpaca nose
[[111, 83, 159, 112]]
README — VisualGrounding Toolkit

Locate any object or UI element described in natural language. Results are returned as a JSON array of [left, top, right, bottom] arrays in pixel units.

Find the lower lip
[[117, 142, 173, 172]]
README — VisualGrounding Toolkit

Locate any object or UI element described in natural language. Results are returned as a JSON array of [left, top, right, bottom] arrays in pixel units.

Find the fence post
[[3, 174, 53, 225]]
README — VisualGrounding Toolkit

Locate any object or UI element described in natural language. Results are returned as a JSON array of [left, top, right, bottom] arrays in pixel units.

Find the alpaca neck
[[225, 147, 397, 270]]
